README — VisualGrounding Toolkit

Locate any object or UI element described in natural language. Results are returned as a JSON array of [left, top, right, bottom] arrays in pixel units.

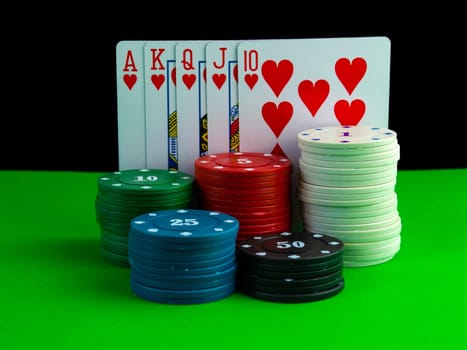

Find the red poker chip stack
[[194, 152, 293, 242]]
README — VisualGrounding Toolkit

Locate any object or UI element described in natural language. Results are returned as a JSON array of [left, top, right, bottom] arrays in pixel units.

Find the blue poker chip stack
[[128, 209, 239, 304]]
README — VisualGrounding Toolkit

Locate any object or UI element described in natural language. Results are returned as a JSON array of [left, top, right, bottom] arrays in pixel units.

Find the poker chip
[[130, 249, 235, 271], [242, 274, 343, 294], [98, 168, 194, 194], [242, 281, 345, 303], [342, 235, 401, 267], [129, 209, 239, 242], [301, 195, 398, 219], [130, 263, 237, 290], [237, 231, 343, 264], [297, 125, 397, 149], [297, 125, 402, 267], [304, 210, 398, 225], [129, 279, 236, 305], [94, 169, 195, 266], [130, 255, 236, 277], [299, 142, 398, 157], [298, 190, 396, 207], [299, 168, 397, 187], [344, 235, 401, 256], [305, 213, 401, 232], [194, 152, 291, 177], [236, 232, 345, 303], [128, 209, 239, 304], [298, 179, 397, 195], [300, 146, 400, 167], [299, 158, 398, 175], [194, 152, 293, 241], [245, 260, 344, 280]]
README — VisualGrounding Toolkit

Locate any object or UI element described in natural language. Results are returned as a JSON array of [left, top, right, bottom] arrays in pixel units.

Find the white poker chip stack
[[297, 125, 402, 267]]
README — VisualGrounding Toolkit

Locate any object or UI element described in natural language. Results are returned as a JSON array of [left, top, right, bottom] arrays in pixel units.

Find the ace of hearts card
[[116, 40, 147, 170]]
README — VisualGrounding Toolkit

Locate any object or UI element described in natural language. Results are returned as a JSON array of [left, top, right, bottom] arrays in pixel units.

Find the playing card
[[237, 37, 391, 231], [205, 40, 240, 154], [116, 40, 147, 170], [237, 37, 391, 160], [175, 40, 209, 175], [143, 41, 178, 170]]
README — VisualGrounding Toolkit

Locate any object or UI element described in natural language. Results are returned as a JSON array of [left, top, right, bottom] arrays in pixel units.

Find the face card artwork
[[205, 40, 240, 154], [144, 41, 178, 170], [237, 37, 391, 162], [175, 41, 209, 175], [116, 40, 147, 170]]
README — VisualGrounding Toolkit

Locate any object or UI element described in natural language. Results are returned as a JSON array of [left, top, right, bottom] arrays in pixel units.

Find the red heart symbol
[[334, 99, 366, 125], [123, 74, 137, 90], [271, 143, 286, 157], [171, 67, 176, 85], [182, 73, 196, 90], [203, 67, 207, 82], [261, 59, 293, 97], [298, 79, 330, 117], [244, 74, 258, 90], [212, 73, 226, 90], [335, 57, 367, 95], [151, 74, 165, 90], [261, 101, 293, 138], [233, 64, 238, 83]]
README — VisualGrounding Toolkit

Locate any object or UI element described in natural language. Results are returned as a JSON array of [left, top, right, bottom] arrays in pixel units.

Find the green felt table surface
[[1, 169, 466, 349]]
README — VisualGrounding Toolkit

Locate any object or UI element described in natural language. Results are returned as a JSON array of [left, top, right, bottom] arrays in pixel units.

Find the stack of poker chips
[[236, 232, 345, 303], [194, 152, 293, 242], [128, 209, 239, 304], [297, 125, 402, 267], [94, 169, 194, 266]]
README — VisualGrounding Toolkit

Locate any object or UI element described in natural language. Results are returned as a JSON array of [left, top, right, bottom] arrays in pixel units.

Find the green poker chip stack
[[95, 169, 195, 266]]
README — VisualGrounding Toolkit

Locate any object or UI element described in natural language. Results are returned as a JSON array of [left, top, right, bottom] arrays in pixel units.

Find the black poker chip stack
[[236, 231, 345, 303]]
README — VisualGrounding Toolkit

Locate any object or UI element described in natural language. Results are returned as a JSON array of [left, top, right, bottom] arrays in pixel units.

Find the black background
[[3, 7, 466, 171]]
